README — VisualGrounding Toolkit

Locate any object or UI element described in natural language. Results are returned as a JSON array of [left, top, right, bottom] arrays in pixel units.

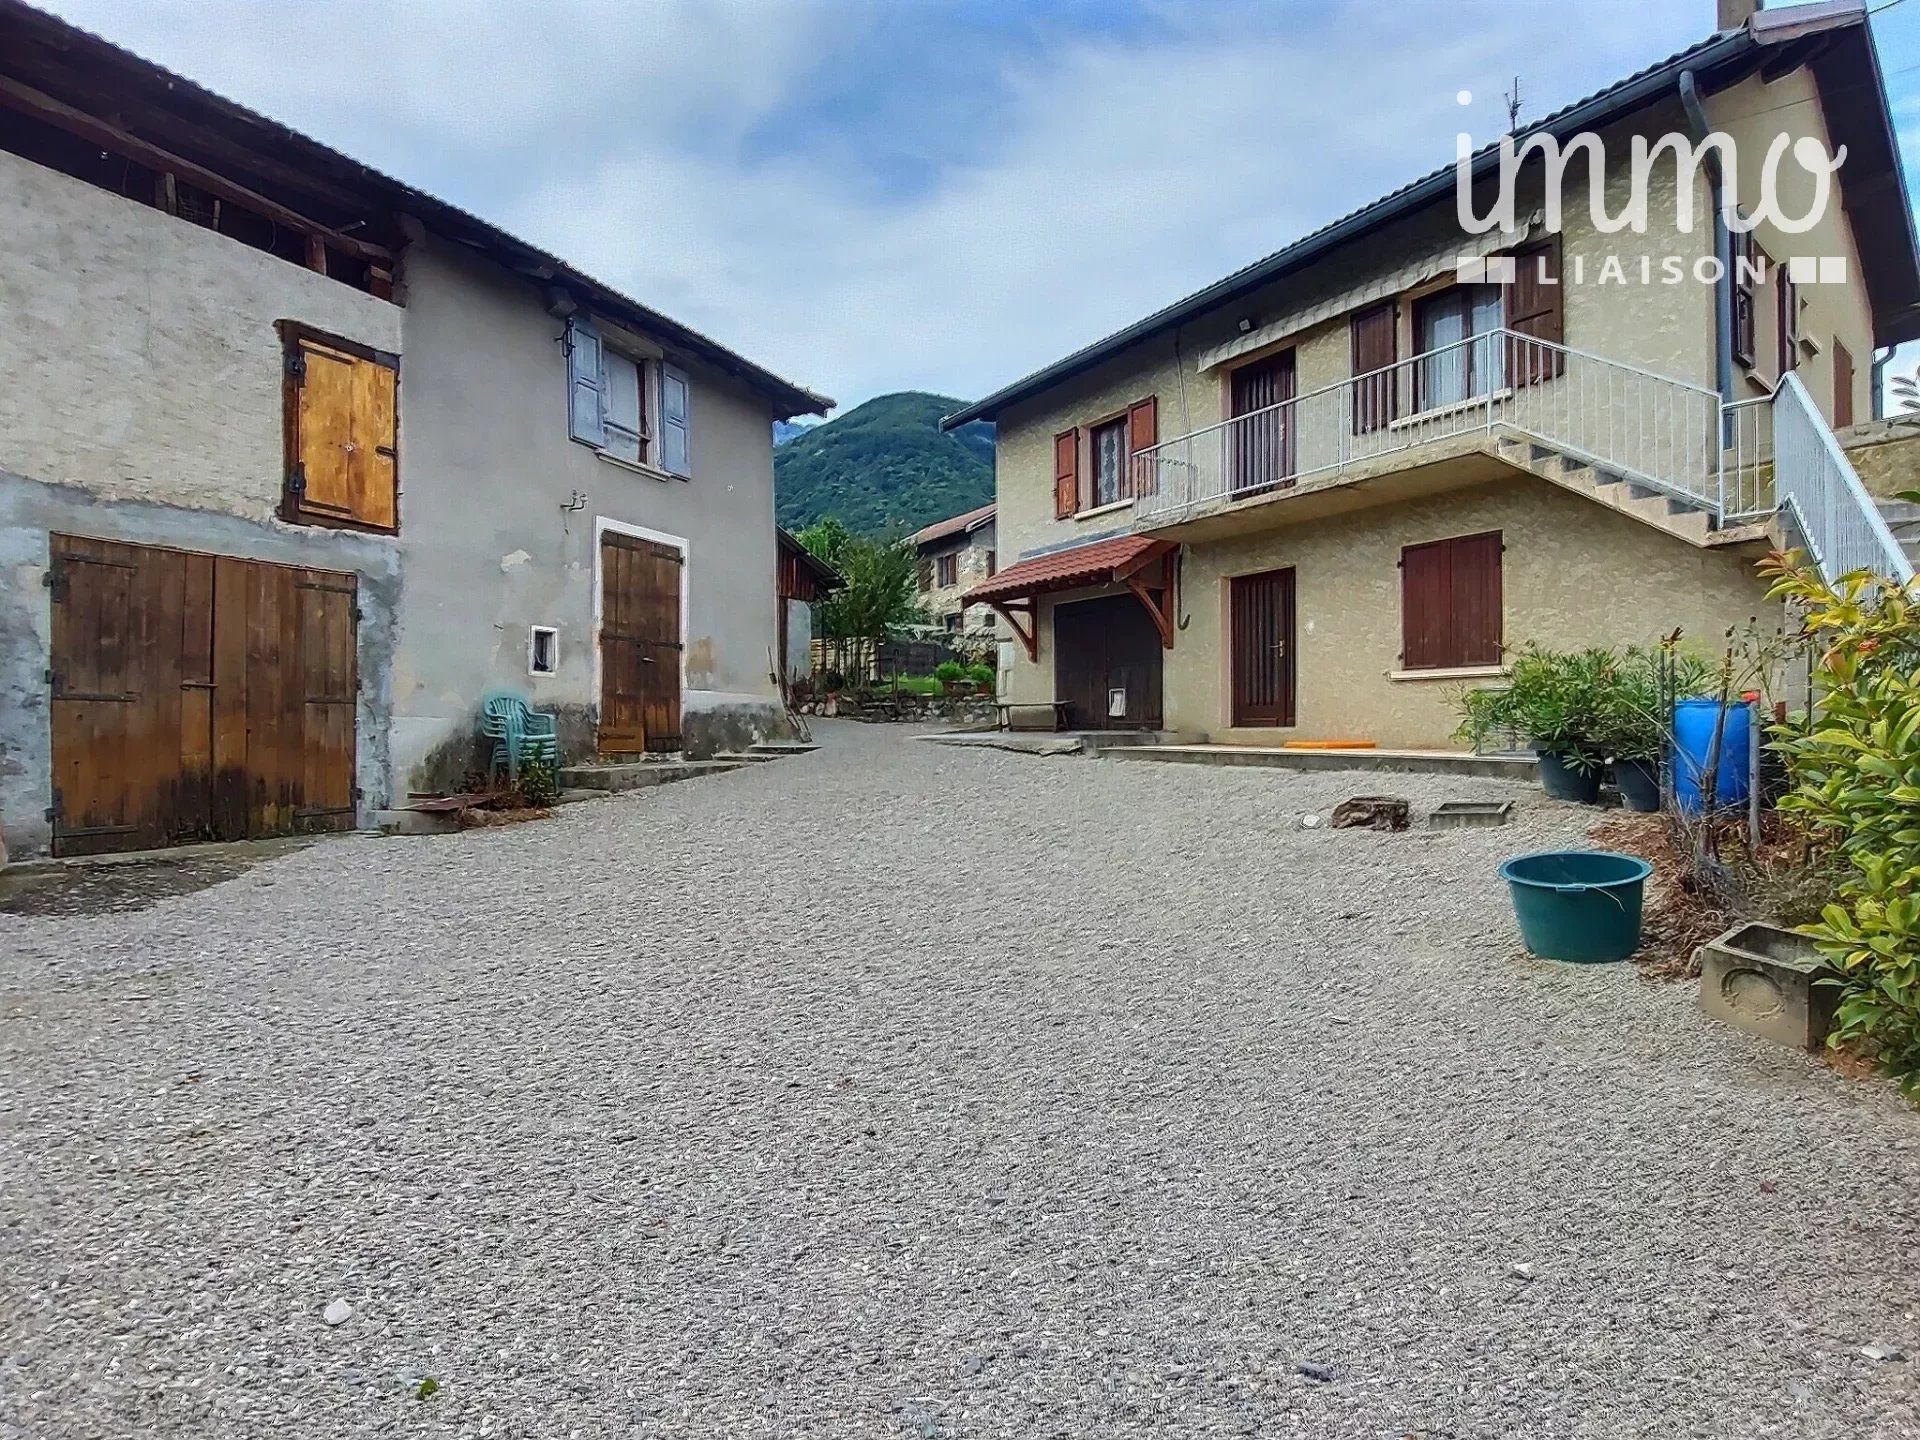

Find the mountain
[[774, 391, 995, 536]]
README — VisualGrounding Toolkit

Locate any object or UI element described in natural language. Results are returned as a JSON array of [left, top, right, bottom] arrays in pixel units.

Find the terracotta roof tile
[[962, 535, 1169, 605]]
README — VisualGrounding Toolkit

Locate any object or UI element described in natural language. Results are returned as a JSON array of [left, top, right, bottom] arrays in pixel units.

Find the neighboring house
[[911, 503, 998, 636], [945, 0, 1920, 741], [776, 527, 841, 691], [0, 1, 829, 858]]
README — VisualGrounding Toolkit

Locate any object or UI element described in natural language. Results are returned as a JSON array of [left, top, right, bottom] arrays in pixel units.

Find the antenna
[[1504, 76, 1523, 132]]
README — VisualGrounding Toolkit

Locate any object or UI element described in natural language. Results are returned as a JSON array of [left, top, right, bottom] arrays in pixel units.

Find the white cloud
[[39, 0, 1712, 411]]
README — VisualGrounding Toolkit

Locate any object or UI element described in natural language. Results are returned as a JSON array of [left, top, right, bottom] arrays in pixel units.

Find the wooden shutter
[[1776, 271, 1800, 377], [1506, 238, 1563, 387], [1126, 396, 1158, 496], [567, 317, 606, 444], [602, 351, 644, 463], [1350, 302, 1398, 432], [287, 332, 398, 531], [1400, 530, 1502, 669], [917, 556, 933, 591], [1053, 427, 1079, 519], [1834, 340, 1855, 430], [1731, 230, 1756, 369], [660, 364, 691, 476]]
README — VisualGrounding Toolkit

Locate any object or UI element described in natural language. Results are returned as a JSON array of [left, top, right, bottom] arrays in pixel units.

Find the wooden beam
[[991, 600, 1038, 662], [1121, 551, 1177, 650], [0, 76, 393, 265]]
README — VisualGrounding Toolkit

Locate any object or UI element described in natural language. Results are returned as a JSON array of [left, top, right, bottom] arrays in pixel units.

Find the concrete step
[[711, 751, 780, 763], [747, 741, 818, 756], [1104, 744, 1538, 781], [558, 760, 744, 792]]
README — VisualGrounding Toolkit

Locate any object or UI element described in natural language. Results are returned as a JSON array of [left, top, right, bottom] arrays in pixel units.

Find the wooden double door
[[599, 531, 684, 754], [1228, 567, 1296, 727], [48, 535, 358, 856], [1054, 595, 1163, 730]]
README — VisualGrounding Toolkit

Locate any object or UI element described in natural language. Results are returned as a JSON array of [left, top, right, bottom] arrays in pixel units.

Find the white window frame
[[529, 625, 560, 676]]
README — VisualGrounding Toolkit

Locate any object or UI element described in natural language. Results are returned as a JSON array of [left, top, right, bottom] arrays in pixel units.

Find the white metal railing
[[1772, 371, 1915, 585], [1132, 329, 1723, 527], [1721, 395, 1774, 523]]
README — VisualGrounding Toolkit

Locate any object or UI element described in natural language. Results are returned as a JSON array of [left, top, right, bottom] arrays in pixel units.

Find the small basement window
[[529, 626, 559, 676]]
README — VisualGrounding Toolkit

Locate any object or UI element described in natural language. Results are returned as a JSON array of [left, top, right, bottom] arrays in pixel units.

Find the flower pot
[[1612, 756, 1661, 812], [1536, 749, 1602, 804]]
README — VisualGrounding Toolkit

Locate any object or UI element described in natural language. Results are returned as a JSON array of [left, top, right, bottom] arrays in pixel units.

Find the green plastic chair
[[480, 690, 559, 786]]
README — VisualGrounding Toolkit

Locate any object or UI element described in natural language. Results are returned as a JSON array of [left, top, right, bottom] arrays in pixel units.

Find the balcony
[[1131, 330, 1733, 539]]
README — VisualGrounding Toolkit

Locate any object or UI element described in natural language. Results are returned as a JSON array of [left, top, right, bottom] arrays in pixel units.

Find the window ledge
[[1390, 664, 1509, 683], [1075, 497, 1135, 522], [594, 450, 676, 483], [1389, 389, 1513, 431]]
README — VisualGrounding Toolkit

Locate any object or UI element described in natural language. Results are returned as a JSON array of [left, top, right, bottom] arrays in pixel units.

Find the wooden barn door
[[48, 535, 358, 856], [600, 532, 684, 754], [1228, 567, 1296, 727], [1052, 594, 1163, 730]]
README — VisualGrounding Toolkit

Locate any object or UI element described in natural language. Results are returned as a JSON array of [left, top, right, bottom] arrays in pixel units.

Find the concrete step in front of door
[[558, 760, 746, 792], [748, 741, 819, 755], [1103, 744, 1538, 780]]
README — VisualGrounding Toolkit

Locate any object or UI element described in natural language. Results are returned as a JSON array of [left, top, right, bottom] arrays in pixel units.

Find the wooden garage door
[[1053, 594, 1163, 730], [1229, 567, 1296, 727], [48, 535, 358, 856], [600, 532, 683, 754]]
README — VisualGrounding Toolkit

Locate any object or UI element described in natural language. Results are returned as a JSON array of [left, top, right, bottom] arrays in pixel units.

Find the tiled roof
[[963, 535, 1168, 605], [910, 502, 996, 548]]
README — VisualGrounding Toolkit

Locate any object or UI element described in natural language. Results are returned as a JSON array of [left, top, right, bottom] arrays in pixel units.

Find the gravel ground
[[2, 720, 1917, 1439]]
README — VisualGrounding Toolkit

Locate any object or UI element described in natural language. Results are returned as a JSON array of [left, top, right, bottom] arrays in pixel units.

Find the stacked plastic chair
[[480, 690, 559, 786]]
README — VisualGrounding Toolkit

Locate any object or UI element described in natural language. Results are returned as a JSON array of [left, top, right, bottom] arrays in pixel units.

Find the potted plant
[[1456, 644, 1616, 803], [933, 659, 969, 696]]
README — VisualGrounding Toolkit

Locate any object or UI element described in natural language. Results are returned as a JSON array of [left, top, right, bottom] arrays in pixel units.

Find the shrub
[[1456, 642, 1711, 767], [821, 668, 846, 694], [966, 662, 996, 692], [1762, 552, 1920, 1097], [516, 756, 560, 809], [932, 659, 967, 683]]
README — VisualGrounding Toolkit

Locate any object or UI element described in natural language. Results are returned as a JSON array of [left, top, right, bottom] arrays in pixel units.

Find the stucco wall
[[0, 151, 406, 858], [0, 149, 404, 521], [390, 239, 787, 786]]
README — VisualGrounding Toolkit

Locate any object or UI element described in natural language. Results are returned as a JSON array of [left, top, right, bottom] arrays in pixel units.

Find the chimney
[[1717, 0, 1762, 30]]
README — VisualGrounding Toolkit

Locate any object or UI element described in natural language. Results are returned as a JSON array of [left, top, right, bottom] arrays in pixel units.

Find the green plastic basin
[[1500, 850, 1652, 964]]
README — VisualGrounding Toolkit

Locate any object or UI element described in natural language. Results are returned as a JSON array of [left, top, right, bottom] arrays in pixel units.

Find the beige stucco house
[[945, 0, 1919, 745], [911, 503, 999, 639], [0, 1, 829, 858]]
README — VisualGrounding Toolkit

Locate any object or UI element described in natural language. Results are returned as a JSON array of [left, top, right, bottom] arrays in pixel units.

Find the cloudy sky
[[40, 0, 1920, 412]]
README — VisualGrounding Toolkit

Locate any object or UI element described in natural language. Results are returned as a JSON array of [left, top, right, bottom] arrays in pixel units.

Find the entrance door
[[48, 535, 358, 856], [1053, 594, 1163, 729], [1229, 351, 1296, 495], [1228, 567, 1296, 727], [599, 531, 684, 754]]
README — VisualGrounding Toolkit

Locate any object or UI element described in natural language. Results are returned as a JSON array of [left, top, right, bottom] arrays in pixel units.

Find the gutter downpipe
[[1872, 346, 1893, 421], [1680, 68, 1734, 515]]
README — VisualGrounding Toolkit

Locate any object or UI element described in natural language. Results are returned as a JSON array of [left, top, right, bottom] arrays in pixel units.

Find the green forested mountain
[[774, 391, 994, 536]]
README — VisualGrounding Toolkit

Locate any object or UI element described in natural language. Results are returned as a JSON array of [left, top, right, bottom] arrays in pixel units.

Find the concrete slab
[[558, 760, 745, 793], [1103, 745, 1538, 780], [747, 741, 819, 755], [1429, 800, 1516, 829]]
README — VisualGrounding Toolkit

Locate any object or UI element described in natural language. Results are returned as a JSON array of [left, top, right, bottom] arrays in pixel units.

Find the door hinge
[[288, 463, 307, 496], [44, 666, 54, 687], [45, 788, 61, 824], [352, 786, 364, 802], [286, 349, 307, 381], [42, 562, 68, 601]]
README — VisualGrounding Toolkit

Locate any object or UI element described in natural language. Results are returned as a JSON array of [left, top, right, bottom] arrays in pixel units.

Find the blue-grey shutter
[[661, 364, 690, 476], [567, 318, 605, 445]]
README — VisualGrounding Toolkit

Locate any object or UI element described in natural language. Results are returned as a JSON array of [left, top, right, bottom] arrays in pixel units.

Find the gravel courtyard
[[3, 721, 1917, 1439]]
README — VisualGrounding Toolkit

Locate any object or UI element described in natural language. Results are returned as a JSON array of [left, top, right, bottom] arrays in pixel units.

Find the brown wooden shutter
[[1776, 270, 1800, 377], [1506, 238, 1563, 387], [1731, 230, 1757, 369], [1834, 340, 1855, 430], [917, 556, 933, 591], [1125, 396, 1158, 496], [1053, 427, 1080, 519], [1350, 302, 1398, 433], [1400, 530, 1502, 669], [287, 333, 398, 531]]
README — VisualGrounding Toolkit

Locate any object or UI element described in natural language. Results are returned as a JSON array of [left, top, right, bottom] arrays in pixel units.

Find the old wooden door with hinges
[[47, 534, 359, 856], [599, 531, 684, 754]]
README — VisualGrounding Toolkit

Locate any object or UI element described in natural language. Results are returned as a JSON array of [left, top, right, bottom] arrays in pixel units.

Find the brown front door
[[48, 535, 358, 856], [1229, 352, 1296, 495], [1229, 567, 1296, 727], [599, 532, 683, 754], [1053, 594, 1163, 730]]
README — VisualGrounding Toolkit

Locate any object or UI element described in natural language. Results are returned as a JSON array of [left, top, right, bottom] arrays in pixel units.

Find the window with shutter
[[1776, 271, 1800, 378], [1126, 396, 1158, 496], [1400, 530, 1502, 670], [660, 365, 691, 477], [567, 317, 606, 445], [602, 351, 645, 464], [1505, 237, 1563, 387], [1731, 227, 1757, 369], [1053, 428, 1080, 519], [1350, 302, 1398, 433], [282, 325, 399, 532]]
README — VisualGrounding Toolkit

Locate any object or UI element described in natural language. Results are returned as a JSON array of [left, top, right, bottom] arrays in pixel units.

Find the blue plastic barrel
[[1671, 698, 1751, 815]]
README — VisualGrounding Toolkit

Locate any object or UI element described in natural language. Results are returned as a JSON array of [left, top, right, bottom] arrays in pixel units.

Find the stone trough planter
[[1695, 921, 1839, 1053]]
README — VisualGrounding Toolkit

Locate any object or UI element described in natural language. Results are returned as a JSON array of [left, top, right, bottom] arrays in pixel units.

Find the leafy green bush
[[932, 659, 967, 683], [1763, 553, 1920, 1097], [516, 757, 559, 808], [966, 663, 996, 691], [1456, 642, 1711, 767]]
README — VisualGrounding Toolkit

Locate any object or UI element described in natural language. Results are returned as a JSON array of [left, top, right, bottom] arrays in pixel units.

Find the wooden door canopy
[[962, 536, 1177, 662]]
